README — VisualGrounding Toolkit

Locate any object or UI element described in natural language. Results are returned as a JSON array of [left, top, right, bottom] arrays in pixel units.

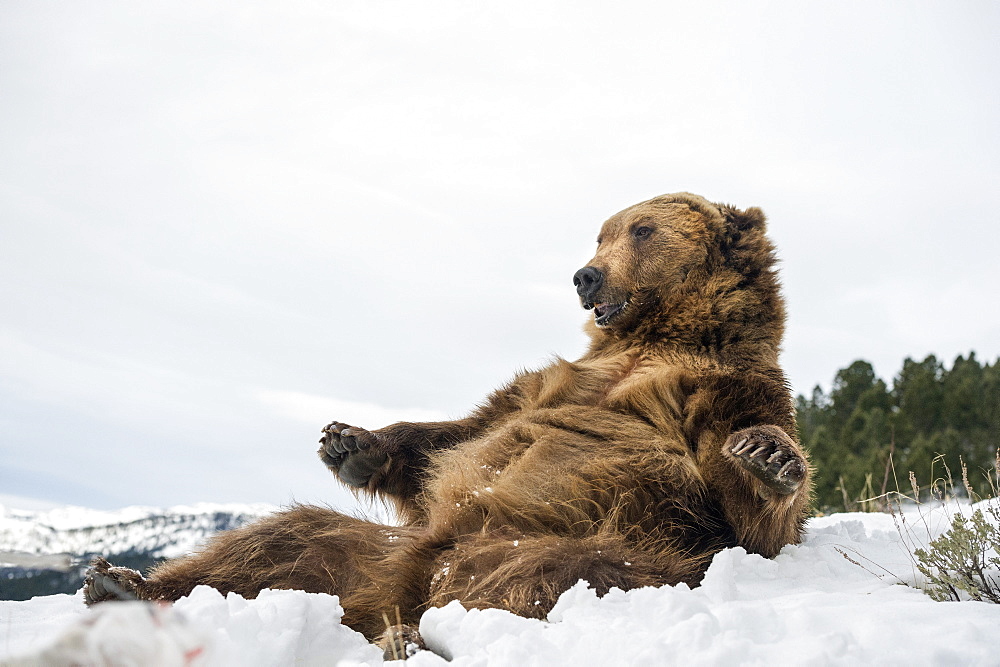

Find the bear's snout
[[573, 266, 604, 305]]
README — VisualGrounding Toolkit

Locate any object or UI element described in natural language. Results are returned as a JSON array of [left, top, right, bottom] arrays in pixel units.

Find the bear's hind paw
[[83, 556, 148, 605]]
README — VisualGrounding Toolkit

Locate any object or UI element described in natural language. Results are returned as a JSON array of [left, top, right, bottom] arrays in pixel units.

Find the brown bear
[[85, 192, 811, 655]]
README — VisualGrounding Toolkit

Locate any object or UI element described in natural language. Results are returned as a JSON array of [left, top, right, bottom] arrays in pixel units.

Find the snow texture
[[2, 502, 1000, 666]]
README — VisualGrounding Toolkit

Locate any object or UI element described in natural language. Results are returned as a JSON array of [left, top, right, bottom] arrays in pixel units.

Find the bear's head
[[574, 193, 780, 345]]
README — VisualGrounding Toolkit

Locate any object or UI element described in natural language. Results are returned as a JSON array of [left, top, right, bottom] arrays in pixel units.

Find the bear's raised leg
[[425, 530, 707, 619], [84, 505, 416, 639], [694, 423, 810, 558]]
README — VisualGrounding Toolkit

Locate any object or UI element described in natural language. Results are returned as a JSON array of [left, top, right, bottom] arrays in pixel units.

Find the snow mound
[[2, 587, 381, 666], [3, 503, 999, 665], [411, 504, 1000, 665]]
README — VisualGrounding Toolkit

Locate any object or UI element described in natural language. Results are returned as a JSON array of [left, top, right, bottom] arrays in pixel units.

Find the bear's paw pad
[[726, 426, 806, 496], [317, 421, 387, 488]]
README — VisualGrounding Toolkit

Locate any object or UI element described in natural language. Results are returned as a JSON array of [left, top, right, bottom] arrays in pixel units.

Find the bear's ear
[[721, 205, 767, 232]]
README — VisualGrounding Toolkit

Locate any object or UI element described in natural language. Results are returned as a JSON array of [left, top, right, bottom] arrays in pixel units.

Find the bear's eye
[[632, 226, 653, 240]]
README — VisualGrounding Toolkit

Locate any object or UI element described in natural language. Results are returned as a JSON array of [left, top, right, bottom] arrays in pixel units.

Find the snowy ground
[[2, 502, 999, 666]]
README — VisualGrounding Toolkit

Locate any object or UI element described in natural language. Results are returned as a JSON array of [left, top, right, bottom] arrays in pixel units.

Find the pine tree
[[797, 353, 1000, 512]]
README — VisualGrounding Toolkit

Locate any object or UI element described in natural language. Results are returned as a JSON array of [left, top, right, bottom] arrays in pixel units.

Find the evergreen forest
[[797, 353, 1000, 512]]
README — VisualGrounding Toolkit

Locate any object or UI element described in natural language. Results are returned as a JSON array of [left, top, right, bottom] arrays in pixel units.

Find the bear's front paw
[[83, 556, 148, 605], [724, 425, 806, 496], [318, 421, 388, 488]]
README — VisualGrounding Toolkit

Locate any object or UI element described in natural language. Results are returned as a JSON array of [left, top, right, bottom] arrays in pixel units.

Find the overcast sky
[[2, 1, 998, 512]]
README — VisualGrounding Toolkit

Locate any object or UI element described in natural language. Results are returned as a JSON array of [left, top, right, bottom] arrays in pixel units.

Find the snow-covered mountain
[[0, 503, 276, 601]]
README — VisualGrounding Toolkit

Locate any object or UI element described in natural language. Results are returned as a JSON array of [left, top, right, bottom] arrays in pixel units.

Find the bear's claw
[[725, 425, 806, 496]]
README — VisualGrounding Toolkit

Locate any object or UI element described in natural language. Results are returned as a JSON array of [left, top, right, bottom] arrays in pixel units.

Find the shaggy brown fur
[[85, 192, 811, 645]]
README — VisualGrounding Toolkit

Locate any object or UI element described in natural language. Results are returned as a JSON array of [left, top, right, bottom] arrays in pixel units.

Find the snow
[[0, 588, 381, 666], [2, 502, 1000, 666]]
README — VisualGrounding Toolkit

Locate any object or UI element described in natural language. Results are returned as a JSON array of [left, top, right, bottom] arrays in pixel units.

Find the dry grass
[[835, 449, 1000, 604], [888, 451, 1000, 603]]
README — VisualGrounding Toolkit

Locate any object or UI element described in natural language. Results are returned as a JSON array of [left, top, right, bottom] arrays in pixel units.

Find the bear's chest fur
[[422, 351, 710, 537]]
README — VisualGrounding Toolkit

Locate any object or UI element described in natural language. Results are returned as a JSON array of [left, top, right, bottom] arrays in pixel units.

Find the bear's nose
[[573, 266, 604, 301]]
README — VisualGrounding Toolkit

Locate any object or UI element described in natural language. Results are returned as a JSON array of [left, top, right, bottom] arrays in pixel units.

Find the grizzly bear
[[85, 192, 811, 654]]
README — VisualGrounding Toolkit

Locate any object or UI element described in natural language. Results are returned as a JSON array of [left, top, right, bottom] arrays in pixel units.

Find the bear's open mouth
[[593, 301, 626, 327]]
